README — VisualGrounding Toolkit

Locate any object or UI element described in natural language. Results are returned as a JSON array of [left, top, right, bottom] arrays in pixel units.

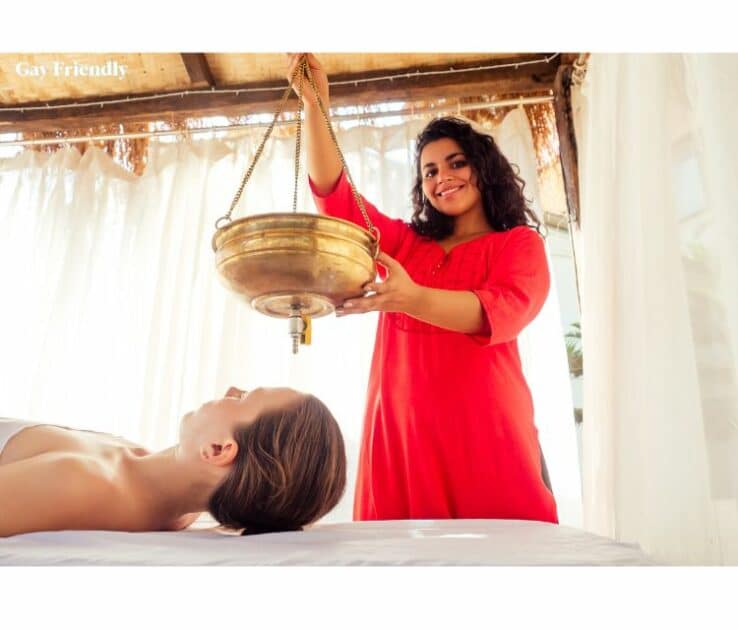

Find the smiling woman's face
[[178, 386, 305, 460], [420, 136, 483, 218]]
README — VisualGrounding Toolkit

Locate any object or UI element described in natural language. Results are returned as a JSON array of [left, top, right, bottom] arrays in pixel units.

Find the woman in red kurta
[[290, 53, 557, 524]]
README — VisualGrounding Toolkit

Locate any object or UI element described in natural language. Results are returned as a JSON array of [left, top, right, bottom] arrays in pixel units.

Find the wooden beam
[[552, 64, 581, 226], [0, 54, 560, 134], [180, 53, 216, 89], [559, 52, 581, 66]]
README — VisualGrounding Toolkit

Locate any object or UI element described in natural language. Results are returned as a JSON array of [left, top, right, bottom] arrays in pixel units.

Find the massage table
[[0, 518, 653, 565]]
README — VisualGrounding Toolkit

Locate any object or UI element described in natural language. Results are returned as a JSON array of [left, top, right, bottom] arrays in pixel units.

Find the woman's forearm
[[305, 101, 342, 195], [404, 286, 486, 335], [339, 253, 488, 334]]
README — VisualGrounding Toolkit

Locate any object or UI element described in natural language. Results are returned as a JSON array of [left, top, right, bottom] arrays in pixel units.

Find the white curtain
[[573, 54, 738, 563], [494, 109, 582, 527], [0, 112, 579, 525]]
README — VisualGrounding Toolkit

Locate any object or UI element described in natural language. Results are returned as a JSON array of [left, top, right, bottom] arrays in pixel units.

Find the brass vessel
[[211, 55, 378, 353], [212, 212, 376, 318]]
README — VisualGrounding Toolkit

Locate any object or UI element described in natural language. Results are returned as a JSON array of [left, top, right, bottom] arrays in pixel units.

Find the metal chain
[[214, 60, 305, 230], [215, 54, 382, 258], [301, 60, 381, 254], [292, 58, 305, 214]]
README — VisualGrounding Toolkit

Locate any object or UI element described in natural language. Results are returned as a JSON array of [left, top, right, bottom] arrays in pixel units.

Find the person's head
[[410, 116, 542, 240], [179, 386, 346, 535]]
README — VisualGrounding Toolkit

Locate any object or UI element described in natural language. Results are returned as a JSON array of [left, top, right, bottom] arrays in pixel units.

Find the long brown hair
[[207, 394, 346, 535], [410, 116, 542, 240]]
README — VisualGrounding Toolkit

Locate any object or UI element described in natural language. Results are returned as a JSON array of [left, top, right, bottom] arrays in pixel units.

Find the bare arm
[[287, 53, 342, 194], [338, 229, 550, 343], [337, 251, 486, 334], [0, 454, 119, 537], [406, 287, 485, 334]]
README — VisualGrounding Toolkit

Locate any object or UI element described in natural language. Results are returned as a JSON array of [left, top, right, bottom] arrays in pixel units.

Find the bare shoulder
[[0, 453, 127, 537]]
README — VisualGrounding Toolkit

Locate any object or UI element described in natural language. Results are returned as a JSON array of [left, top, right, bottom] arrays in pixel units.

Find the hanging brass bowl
[[212, 212, 376, 318], [210, 56, 380, 353]]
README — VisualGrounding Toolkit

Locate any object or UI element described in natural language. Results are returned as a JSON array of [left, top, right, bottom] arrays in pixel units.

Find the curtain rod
[[0, 95, 553, 147]]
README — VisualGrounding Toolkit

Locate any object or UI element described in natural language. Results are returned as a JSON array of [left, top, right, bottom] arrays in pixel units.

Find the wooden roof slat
[[180, 53, 216, 89], [0, 53, 561, 134], [0, 53, 191, 105]]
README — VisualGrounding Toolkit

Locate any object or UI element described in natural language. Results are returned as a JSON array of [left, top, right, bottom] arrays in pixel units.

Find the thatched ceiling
[[0, 52, 566, 133]]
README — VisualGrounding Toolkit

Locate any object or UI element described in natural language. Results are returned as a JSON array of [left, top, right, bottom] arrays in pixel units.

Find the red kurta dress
[[311, 172, 558, 524]]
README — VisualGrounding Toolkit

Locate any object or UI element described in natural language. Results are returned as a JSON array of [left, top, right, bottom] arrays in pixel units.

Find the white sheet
[[0, 519, 653, 565]]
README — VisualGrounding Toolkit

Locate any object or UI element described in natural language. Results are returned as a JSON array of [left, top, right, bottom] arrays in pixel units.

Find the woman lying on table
[[0, 387, 346, 537]]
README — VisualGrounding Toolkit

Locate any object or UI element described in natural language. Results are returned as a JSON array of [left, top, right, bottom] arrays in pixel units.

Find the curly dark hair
[[207, 394, 346, 536], [410, 116, 542, 240]]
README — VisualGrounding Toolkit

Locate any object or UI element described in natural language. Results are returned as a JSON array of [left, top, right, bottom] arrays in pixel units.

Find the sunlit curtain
[[573, 54, 738, 563], [493, 109, 582, 526], [0, 111, 579, 525]]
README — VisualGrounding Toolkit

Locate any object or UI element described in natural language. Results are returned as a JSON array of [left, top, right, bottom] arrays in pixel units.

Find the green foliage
[[565, 322, 582, 378]]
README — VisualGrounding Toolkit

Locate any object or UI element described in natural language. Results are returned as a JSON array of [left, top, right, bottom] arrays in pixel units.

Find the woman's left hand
[[336, 251, 422, 316]]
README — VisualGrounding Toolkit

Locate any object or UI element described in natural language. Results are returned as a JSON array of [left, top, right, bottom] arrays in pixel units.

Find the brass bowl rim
[[212, 212, 377, 252]]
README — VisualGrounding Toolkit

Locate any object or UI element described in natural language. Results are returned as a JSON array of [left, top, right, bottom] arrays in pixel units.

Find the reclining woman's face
[[178, 386, 305, 461]]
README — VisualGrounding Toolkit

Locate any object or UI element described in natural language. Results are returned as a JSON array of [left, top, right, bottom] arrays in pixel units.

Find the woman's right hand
[[286, 53, 330, 110]]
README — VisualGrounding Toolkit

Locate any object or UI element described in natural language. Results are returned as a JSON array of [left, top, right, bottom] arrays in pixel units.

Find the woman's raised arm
[[287, 53, 342, 194]]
